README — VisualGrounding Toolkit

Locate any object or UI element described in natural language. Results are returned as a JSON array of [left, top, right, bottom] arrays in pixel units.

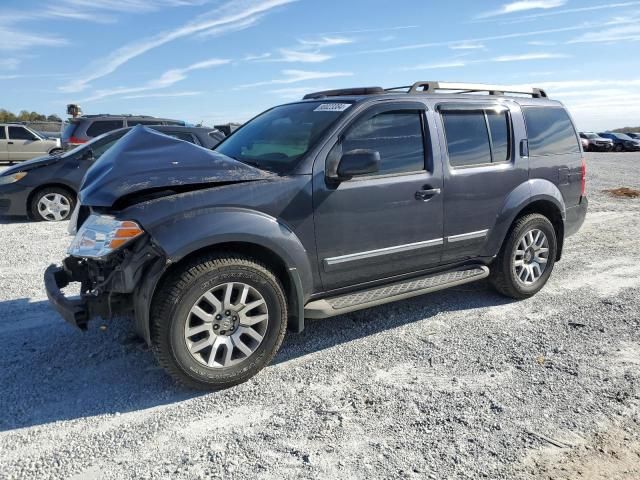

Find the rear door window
[[523, 107, 580, 156], [442, 111, 491, 167], [487, 110, 510, 163], [86, 120, 124, 137], [0, 127, 5, 140]]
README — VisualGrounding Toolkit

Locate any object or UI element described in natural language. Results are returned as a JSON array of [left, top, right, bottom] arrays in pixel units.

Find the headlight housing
[[0, 172, 28, 185], [68, 214, 144, 259]]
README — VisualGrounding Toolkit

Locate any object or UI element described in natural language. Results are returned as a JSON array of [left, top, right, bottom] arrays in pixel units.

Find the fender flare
[[483, 179, 566, 257], [133, 208, 312, 343]]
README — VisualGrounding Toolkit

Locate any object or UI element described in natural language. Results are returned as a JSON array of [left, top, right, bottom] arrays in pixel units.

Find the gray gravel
[[1, 153, 639, 480]]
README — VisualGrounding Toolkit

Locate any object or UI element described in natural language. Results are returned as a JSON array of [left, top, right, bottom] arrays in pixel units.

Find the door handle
[[415, 188, 441, 201], [7, 142, 14, 145]]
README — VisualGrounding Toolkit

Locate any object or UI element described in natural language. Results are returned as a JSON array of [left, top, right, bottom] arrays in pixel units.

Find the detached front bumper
[[44, 264, 92, 329]]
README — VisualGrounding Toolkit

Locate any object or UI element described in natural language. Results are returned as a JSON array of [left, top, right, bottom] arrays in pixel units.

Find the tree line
[[0, 109, 62, 123], [613, 127, 640, 133]]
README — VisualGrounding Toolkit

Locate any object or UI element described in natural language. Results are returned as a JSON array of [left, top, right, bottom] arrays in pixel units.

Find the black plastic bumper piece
[[44, 264, 90, 330]]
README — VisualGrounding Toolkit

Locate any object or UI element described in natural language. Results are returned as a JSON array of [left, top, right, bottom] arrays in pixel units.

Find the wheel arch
[[486, 179, 566, 261]]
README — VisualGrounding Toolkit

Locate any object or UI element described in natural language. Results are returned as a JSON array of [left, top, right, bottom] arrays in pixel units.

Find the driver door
[[313, 103, 444, 291]]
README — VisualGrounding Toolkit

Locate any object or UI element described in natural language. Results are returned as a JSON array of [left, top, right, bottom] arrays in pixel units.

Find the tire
[[30, 186, 75, 222], [615, 144, 623, 152], [150, 253, 288, 390], [49, 148, 63, 156], [489, 214, 557, 300]]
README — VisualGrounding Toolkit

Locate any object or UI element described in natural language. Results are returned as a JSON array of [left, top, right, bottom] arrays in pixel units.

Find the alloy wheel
[[512, 228, 550, 285], [184, 282, 269, 368]]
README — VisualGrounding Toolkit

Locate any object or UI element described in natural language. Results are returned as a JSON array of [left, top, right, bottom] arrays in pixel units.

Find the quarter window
[[487, 110, 510, 163], [522, 107, 580, 156], [86, 120, 124, 137], [8, 126, 38, 141], [341, 110, 426, 176]]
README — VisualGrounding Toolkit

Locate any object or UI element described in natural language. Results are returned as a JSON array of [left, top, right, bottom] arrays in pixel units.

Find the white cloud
[[0, 58, 20, 71], [236, 70, 352, 89], [449, 42, 485, 50], [122, 91, 203, 99], [298, 36, 353, 48], [60, 0, 296, 93], [402, 61, 467, 71], [268, 86, 326, 99], [478, 0, 566, 18], [80, 58, 229, 101], [568, 23, 640, 43], [493, 2, 640, 24], [491, 52, 569, 61], [0, 27, 67, 51], [244, 52, 272, 61], [269, 49, 333, 63]]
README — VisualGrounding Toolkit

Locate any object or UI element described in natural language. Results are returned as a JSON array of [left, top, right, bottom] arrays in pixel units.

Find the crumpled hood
[[79, 125, 274, 207], [1, 154, 58, 176]]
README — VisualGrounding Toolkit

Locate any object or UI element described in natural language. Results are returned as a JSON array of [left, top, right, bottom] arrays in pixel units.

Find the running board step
[[304, 266, 489, 319]]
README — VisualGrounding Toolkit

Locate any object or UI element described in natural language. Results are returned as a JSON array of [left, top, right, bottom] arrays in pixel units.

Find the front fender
[[131, 207, 313, 342], [483, 179, 566, 257]]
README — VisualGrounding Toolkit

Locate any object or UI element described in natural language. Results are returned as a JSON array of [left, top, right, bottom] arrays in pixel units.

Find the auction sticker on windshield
[[314, 103, 351, 112]]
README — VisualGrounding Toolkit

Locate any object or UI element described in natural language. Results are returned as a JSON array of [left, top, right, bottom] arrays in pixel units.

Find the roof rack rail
[[404, 81, 548, 98], [303, 87, 384, 100]]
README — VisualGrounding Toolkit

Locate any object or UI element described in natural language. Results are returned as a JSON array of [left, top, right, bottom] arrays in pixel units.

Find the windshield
[[61, 130, 126, 159], [585, 133, 599, 139], [215, 101, 353, 173]]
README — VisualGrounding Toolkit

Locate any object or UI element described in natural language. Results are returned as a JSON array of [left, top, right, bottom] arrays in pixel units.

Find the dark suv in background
[[45, 81, 587, 390], [0, 125, 224, 221], [598, 132, 640, 152], [62, 114, 186, 149]]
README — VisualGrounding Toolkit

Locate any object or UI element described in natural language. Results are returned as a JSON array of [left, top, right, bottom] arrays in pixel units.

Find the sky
[[1, 0, 639, 131]]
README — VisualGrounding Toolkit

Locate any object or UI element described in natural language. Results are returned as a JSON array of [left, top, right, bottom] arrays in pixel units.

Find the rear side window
[[523, 107, 580, 156], [442, 109, 511, 167], [127, 120, 162, 127], [342, 110, 425, 176], [167, 132, 197, 144], [86, 120, 124, 137], [442, 111, 491, 167], [0, 127, 5, 140]]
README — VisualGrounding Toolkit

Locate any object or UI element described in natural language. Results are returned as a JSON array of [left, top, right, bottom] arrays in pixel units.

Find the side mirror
[[81, 148, 94, 161], [336, 149, 380, 180]]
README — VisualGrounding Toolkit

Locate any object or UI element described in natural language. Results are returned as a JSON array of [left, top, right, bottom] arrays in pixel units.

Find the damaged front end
[[44, 215, 165, 330]]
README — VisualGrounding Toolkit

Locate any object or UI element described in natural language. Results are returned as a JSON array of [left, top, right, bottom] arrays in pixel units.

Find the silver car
[[0, 124, 62, 163]]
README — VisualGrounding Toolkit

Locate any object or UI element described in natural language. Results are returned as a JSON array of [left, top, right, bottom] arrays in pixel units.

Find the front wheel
[[489, 214, 557, 299], [151, 253, 288, 390], [30, 187, 75, 221]]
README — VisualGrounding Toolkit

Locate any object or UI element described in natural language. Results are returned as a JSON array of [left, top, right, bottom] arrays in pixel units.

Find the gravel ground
[[0, 153, 639, 480]]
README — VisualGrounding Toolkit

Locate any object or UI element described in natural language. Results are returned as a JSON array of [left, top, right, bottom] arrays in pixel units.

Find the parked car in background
[[214, 123, 242, 136], [61, 114, 186, 149], [0, 125, 224, 221], [0, 123, 62, 163], [45, 81, 587, 390], [579, 132, 613, 151], [626, 132, 640, 140], [598, 132, 640, 152]]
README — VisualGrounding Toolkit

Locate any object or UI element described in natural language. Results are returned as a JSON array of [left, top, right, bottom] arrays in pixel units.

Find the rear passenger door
[[313, 102, 444, 290], [437, 103, 528, 262]]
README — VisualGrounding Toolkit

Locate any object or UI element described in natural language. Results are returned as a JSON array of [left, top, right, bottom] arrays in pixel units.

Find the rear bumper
[[565, 196, 588, 238]]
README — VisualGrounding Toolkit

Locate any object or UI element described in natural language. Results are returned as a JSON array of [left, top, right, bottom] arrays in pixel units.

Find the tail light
[[581, 157, 586, 197], [68, 136, 86, 144]]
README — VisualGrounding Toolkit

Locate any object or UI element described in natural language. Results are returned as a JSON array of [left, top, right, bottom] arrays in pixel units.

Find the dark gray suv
[[61, 114, 185, 149], [45, 81, 588, 390]]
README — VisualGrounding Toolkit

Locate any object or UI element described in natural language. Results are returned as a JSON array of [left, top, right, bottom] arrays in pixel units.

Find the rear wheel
[[489, 214, 557, 299], [151, 253, 287, 390], [614, 144, 624, 152], [30, 187, 75, 221]]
